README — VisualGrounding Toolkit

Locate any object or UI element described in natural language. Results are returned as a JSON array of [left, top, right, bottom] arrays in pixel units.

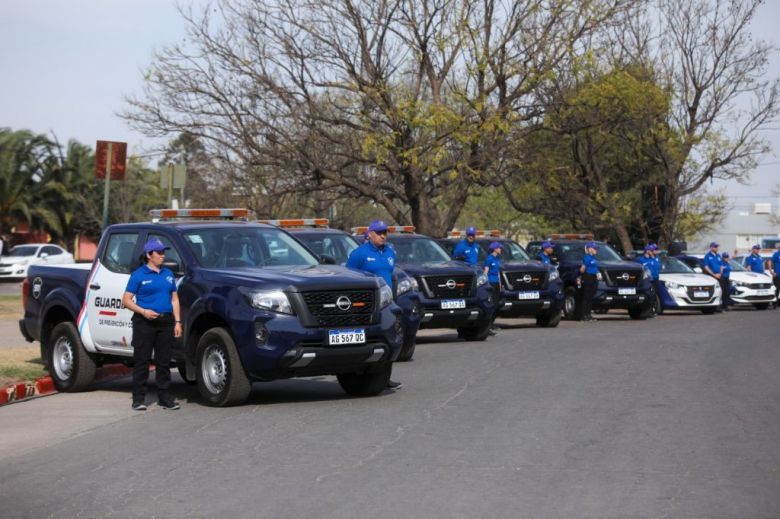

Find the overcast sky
[[1, 0, 778, 211]]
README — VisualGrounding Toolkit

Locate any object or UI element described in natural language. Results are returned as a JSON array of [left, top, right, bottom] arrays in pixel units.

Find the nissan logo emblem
[[336, 296, 352, 311], [522, 274, 532, 283], [619, 273, 630, 281], [445, 279, 457, 289]]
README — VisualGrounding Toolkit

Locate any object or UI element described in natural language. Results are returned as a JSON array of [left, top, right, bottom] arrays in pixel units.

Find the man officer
[[538, 241, 555, 265], [347, 219, 402, 389], [579, 242, 601, 321], [744, 244, 765, 273], [702, 242, 729, 312], [637, 244, 660, 316], [451, 226, 481, 266]]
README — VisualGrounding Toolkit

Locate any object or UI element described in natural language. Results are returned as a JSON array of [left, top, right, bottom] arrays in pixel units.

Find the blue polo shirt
[[637, 254, 660, 280], [539, 251, 552, 265], [702, 251, 723, 276], [721, 257, 731, 279], [484, 253, 501, 284], [346, 241, 396, 289], [772, 250, 780, 273], [125, 264, 177, 313], [582, 253, 599, 275], [744, 253, 764, 273], [452, 239, 481, 266]]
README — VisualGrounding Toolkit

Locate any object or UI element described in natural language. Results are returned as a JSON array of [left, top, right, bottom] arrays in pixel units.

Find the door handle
[[89, 284, 101, 290]]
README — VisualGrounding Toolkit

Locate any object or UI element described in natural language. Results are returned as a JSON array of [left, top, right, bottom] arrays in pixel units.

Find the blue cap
[[585, 241, 600, 249], [722, 252, 730, 258], [709, 241, 719, 248], [541, 240, 553, 249], [143, 238, 170, 254], [368, 219, 388, 233], [752, 244, 760, 250], [489, 241, 502, 251], [644, 244, 653, 251], [466, 226, 477, 236]]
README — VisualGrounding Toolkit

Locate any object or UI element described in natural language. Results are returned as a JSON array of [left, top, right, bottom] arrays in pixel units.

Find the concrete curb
[[0, 364, 135, 407]]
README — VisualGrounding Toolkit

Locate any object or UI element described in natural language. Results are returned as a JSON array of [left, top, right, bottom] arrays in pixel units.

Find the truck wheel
[[563, 287, 578, 320], [396, 329, 416, 362], [654, 294, 664, 316], [753, 303, 769, 310], [457, 319, 492, 341], [196, 328, 251, 407], [48, 322, 96, 392], [535, 310, 562, 328], [628, 306, 651, 320], [338, 362, 392, 397]]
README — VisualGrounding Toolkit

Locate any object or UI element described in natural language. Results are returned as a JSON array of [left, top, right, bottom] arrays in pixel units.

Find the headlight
[[732, 281, 747, 287], [476, 273, 488, 286], [548, 269, 559, 281], [379, 285, 393, 308], [238, 288, 293, 314], [397, 277, 416, 295], [665, 281, 680, 289]]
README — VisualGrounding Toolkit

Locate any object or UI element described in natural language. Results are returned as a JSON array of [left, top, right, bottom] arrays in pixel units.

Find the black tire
[[338, 362, 392, 397], [628, 305, 652, 320], [196, 328, 251, 407], [563, 287, 578, 320], [47, 322, 96, 392], [457, 318, 492, 341], [654, 294, 664, 316], [396, 329, 416, 362], [701, 308, 717, 315], [536, 310, 562, 328], [753, 303, 770, 310], [178, 361, 196, 385]]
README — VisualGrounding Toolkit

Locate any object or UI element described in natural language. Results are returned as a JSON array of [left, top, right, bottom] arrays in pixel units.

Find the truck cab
[[21, 209, 403, 406], [438, 231, 564, 327], [527, 236, 654, 320], [354, 226, 495, 341], [259, 218, 422, 361]]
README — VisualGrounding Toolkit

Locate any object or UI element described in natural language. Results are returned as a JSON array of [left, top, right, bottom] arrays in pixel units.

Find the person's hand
[[143, 308, 160, 319], [174, 322, 182, 338], [713, 273, 721, 279]]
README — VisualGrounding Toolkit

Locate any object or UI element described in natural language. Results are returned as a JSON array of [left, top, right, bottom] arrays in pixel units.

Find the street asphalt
[[1, 309, 779, 518]]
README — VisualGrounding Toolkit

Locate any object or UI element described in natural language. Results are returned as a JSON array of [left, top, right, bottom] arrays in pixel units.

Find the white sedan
[[0, 244, 75, 280], [726, 259, 776, 309]]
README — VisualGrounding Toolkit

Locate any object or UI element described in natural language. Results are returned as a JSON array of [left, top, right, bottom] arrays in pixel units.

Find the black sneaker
[[386, 380, 403, 389], [158, 399, 180, 410], [487, 327, 498, 336], [132, 402, 147, 411]]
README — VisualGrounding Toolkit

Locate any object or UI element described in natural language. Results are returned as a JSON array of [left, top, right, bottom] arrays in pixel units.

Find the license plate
[[757, 289, 774, 296], [441, 299, 466, 309], [693, 291, 709, 298], [618, 288, 636, 295], [328, 329, 365, 345], [518, 291, 540, 300]]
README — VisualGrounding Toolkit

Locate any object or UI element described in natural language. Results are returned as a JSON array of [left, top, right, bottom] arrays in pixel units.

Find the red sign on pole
[[95, 140, 127, 180]]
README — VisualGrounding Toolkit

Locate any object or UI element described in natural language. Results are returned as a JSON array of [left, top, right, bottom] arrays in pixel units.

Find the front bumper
[[730, 286, 777, 304], [0, 264, 27, 278], [228, 302, 403, 379], [661, 285, 721, 308], [499, 288, 564, 318], [417, 284, 494, 329], [592, 286, 651, 310]]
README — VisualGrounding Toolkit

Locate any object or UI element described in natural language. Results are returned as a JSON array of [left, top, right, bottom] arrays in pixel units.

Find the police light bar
[[447, 229, 502, 238], [150, 208, 252, 220], [549, 233, 594, 240], [258, 218, 329, 228], [350, 225, 416, 234]]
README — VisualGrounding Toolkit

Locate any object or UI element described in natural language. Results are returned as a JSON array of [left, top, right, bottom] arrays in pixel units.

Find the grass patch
[[0, 294, 23, 319], [0, 346, 46, 387]]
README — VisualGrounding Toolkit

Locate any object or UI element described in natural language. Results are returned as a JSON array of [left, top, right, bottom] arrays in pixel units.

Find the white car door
[[80, 232, 141, 355]]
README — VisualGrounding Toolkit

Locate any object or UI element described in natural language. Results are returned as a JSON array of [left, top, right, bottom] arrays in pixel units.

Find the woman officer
[[122, 238, 182, 411], [579, 241, 601, 322]]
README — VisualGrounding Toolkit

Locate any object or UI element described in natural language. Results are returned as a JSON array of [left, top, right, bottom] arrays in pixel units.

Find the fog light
[[255, 322, 269, 345]]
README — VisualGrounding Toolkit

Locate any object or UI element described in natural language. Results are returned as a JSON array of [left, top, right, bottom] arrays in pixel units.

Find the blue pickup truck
[[438, 234, 564, 327], [19, 209, 403, 406], [258, 219, 422, 362], [526, 238, 654, 320]]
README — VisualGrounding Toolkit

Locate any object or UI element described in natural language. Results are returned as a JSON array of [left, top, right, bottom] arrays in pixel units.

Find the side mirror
[[693, 267, 703, 274], [39, 253, 49, 260], [163, 261, 184, 276], [319, 254, 337, 265]]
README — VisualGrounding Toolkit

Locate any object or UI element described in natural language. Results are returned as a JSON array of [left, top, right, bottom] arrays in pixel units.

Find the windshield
[[727, 259, 746, 272], [294, 233, 358, 264], [502, 241, 531, 261], [390, 237, 452, 264], [660, 256, 694, 274], [558, 243, 622, 262], [8, 246, 39, 257], [183, 227, 318, 268]]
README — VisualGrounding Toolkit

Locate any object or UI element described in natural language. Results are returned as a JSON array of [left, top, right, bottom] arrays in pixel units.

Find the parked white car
[[0, 244, 75, 280], [725, 259, 776, 309], [656, 256, 722, 314]]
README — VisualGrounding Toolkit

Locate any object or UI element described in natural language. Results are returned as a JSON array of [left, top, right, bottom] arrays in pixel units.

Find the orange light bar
[[258, 218, 329, 228], [150, 208, 251, 219], [549, 233, 594, 240]]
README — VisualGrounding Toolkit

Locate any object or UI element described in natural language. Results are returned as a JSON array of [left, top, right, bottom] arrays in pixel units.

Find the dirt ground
[[0, 294, 45, 386]]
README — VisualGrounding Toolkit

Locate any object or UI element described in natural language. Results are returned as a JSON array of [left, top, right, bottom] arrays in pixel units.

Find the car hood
[[729, 271, 773, 283], [502, 259, 552, 272], [660, 273, 718, 286], [397, 261, 479, 277], [202, 264, 383, 291]]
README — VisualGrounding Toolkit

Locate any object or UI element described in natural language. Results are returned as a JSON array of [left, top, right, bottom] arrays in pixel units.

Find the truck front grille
[[603, 269, 641, 287], [300, 289, 375, 327], [420, 275, 473, 298], [687, 286, 714, 300], [504, 270, 547, 290]]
